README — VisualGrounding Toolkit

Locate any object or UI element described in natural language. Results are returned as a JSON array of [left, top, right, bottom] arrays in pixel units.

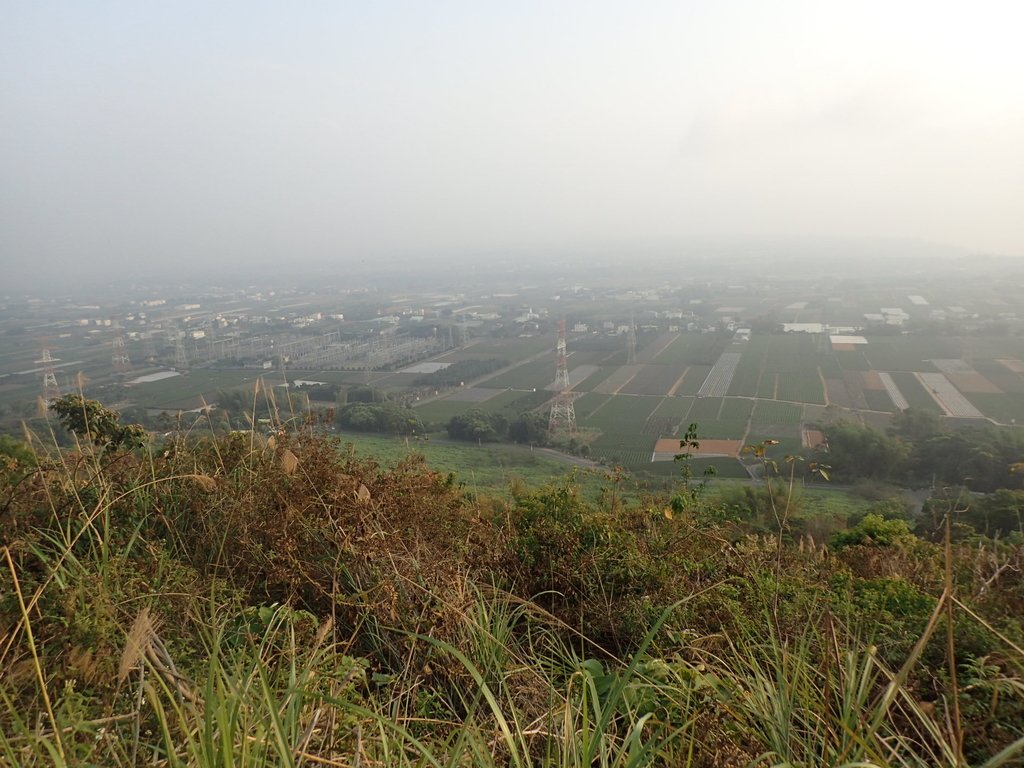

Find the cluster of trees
[[413, 359, 507, 388], [446, 409, 549, 445], [821, 409, 1024, 493], [337, 402, 422, 434]]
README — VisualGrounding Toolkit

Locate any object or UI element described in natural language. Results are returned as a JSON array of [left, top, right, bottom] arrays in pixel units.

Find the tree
[[447, 410, 503, 442], [49, 395, 147, 450]]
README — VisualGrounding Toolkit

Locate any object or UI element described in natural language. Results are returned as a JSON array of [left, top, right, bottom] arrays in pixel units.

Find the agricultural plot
[[835, 350, 871, 371], [571, 392, 611, 421], [974, 362, 1024, 395], [675, 366, 713, 396], [817, 354, 843, 378], [635, 333, 682, 363], [751, 400, 803, 425], [698, 352, 742, 397], [654, 333, 731, 366], [886, 372, 943, 413], [864, 336, 961, 371], [592, 365, 644, 394], [443, 387, 506, 403], [700, 420, 749, 440], [757, 374, 777, 398], [776, 370, 825, 405], [652, 396, 695, 421], [863, 389, 895, 412], [588, 434, 657, 467], [123, 369, 264, 409], [642, 413, 680, 436], [413, 399, 489, 425], [877, 373, 908, 410], [580, 394, 663, 433], [484, 360, 552, 389], [962, 393, 1024, 424], [572, 366, 617, 392], [915, 373, 985, 418], [763, 334, 819, 375], [720, 398, 755, 421], [620, 364, 687, 396], [824, 379, 854, 409], [743, 429, 803, 457], [945, 372, 1000, 394], [543, 364, 600, 390], [687, 397, 724, 423], [727, 355, 762, 396]]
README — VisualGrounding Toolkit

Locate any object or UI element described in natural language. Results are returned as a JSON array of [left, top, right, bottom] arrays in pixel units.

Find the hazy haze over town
[[2, 1, 1023, 290]]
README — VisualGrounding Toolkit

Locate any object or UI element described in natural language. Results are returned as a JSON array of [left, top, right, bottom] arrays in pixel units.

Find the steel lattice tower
[[37, 341, 61, 404], [548, 320, 577, 434], [626, 312, 637, 365], [111, 319, 132, 373], [174, 330, 189, 368]]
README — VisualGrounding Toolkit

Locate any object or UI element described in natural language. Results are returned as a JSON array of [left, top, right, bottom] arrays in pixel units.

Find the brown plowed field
[[861, 371, 885, 390], [947, 372, 1001, 394]]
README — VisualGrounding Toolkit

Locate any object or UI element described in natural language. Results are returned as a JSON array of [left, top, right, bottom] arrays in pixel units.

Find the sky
[[2, 1, 1023, 288]]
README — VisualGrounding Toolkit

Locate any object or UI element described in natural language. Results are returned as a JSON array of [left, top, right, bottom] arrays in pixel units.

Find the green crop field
[[687, 397, 723, 422], [127, 369, 261, 408], [727, 345, 764, 395], [572, 392, 611, 421], [699, 419, 749, 440], [652, 395, 695, 420], [581, 394, 663, 431], [863, 389, 895, 412], [676, 366, 712, 395], [887, 372, 943, 413], [720, 397, 755, 421], [573, 365, 617, 392], [751, 400, 803, 425], [964, 393, 1024, 424], [483, 360, 552, 389], [620, 364, 686, 396], [974, 362, 1024, 395], [835, 350, 871, 371], [863, 336, 962, 371], [776, 371, 826, 404], [817, 354, 843, 378], [654, 333, 731, 366]]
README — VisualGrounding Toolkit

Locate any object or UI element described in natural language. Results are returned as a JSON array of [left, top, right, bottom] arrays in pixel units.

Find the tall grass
[[1, 398, 1023, 765]]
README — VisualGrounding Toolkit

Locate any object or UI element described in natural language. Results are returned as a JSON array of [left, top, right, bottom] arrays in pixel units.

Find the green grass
[[335, 433, 603, 493]]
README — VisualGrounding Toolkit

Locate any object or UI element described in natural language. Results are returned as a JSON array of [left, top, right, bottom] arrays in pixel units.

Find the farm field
[[409, 332, 1024, 477], [620, 364, 687, 396], [654, 333, 731, 365]]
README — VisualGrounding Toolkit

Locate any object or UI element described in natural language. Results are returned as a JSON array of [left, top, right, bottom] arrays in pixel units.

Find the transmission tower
[[111, 319, 132, 374], [626, 312, 637, 365], [141, 332, 157, 361], [174, 330, 189, 368], [37, 341, 61, 404], [548, 320, 577, 435]]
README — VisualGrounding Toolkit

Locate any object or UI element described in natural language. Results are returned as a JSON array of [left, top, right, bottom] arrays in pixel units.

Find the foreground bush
[[1, 406, 1023, 765]]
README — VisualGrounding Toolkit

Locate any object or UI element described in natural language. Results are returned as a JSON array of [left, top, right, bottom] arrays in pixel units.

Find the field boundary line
[[666, 366, 690, 396]]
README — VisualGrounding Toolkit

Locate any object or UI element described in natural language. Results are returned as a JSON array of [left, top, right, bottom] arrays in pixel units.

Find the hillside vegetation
[[1, 397, 1022, 766]]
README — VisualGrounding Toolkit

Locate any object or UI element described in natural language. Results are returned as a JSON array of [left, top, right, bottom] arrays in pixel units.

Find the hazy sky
[[2, 1, 1023, 288]]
